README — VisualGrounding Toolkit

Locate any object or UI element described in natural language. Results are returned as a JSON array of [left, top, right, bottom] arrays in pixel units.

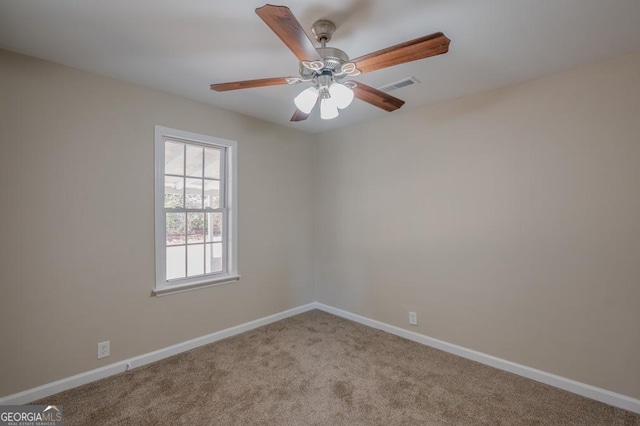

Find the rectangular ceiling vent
[[378, 76, 421, 92]]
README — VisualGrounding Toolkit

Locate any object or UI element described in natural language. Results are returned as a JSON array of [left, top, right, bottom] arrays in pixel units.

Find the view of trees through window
[[163, 139, 225, 280]]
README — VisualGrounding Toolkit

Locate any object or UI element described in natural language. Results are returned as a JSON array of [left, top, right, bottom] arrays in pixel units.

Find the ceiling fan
[[210, 4, 450, 121]]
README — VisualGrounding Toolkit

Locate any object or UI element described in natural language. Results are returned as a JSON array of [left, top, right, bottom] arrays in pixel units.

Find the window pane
[[185, 178, 203, 209], [206, 243, 223, 273], [186, 145, 203, 177], [165, 141, 184, 175], [187, 212, 205, 244], [205, 148, 221, 179], [166, 213, 185, 245], [204, 180, 220, 209], [166, 245, 186, 280], [206, 212, 223, 242], [187, 244, 204, 277], [164, 176, 184, 208]]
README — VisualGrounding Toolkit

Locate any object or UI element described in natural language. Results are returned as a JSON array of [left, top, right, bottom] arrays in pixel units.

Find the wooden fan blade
[[290, 109, 310, 122], [352, 83, 405, 112], [256, 5, 322, 61], [352, 32, 450, 74], [210, 77, 295, 92]]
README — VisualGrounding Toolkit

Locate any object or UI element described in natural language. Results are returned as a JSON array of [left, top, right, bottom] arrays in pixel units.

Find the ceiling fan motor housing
[[317, 47, 349, 71], [299, 47, 351, 80]]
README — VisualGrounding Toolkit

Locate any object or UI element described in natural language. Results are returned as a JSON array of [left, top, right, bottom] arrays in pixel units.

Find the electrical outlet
[[409, 312, 418, 326], [97, 341, 110, 359]]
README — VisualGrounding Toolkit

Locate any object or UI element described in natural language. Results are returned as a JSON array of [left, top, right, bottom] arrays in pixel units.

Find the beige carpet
[[35, 310, 639, 425]]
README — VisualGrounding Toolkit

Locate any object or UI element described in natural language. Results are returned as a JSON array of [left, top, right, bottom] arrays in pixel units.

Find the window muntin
[[154, 126, 238, 295]]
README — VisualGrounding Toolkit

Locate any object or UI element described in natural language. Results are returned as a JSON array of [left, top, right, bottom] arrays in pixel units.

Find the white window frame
[[153, 125, 239, 296]]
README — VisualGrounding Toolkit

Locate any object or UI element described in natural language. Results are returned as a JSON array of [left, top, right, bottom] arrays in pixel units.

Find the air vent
[[378, 76, 420, 92]]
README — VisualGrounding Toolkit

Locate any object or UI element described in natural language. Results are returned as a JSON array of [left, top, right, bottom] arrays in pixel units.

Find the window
[[154, 126, 238, 296]]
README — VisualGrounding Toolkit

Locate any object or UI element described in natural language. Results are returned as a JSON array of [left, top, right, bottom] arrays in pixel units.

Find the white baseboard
[[0, 303, 317, 405], [314, 302, 640, 414], [3, 301, 638, 415]]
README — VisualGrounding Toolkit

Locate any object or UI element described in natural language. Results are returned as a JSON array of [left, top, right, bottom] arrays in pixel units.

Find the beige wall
[[2, 47, 639, 402], [0, 49, 315, 396], [314, 52, 640, 399]]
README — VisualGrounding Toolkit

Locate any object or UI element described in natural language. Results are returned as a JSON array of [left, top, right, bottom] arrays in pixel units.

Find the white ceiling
[[1, 0, 639, 133]]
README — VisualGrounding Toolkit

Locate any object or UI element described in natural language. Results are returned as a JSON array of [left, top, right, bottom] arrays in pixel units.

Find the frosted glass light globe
[[329, 83, 354, 109], [320, 97, 339, 120], [294, 87, 318, 114]]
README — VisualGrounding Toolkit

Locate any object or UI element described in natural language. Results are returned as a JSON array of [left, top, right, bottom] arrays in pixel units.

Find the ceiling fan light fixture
[[294, 86, 318, 114], [212, 5, 450, 123], [329, 83, 354, 109], [320, 97, 339, 120]]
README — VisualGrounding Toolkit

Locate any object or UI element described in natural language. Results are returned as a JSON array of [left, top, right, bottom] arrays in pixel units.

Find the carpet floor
[[35, 310, 639, 425]]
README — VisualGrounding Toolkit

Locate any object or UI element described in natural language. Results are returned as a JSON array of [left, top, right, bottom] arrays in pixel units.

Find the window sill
[[152, 275, 240, 297]]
